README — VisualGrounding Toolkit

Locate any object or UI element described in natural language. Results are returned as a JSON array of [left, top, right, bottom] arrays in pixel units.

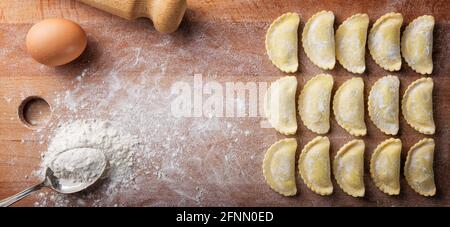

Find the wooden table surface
[[0, 0, 449, 207]]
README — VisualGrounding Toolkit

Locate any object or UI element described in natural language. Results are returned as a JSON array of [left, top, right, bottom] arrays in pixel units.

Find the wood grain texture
[[0, 0, 449, 206]]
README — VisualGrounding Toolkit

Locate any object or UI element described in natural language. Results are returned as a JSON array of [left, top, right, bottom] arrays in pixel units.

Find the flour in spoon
[[46, 147, 106, 185]]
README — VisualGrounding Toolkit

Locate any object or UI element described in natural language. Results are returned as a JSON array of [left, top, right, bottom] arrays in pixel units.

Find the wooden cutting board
[[0, 0, 449, 207]]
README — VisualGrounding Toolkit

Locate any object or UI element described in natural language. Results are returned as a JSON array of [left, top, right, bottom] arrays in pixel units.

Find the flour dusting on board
[[29, 22, 270, 206]]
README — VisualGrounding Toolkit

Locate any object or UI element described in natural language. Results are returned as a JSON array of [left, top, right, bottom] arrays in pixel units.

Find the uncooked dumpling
[[298, 136, 333, 195], [298, 74, 334, 134], [401, 15, 435, 75], [265, 12, 300, 73], [368, 12, 403, 71], [368, 75, 400, 135], [404, 138, 436, 196], [264, 76, 298, 135], [370, 138, 402, 195], [333, 77, 366, 136], [263, 138, 298, 196], [333, 139, 365, 197], [302, 11, 335, 70], [402, 77, 435, 135], [336, 13, 369, 74]]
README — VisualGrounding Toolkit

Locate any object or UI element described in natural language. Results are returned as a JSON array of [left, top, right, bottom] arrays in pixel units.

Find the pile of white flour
[[35, 119, 138, 206]]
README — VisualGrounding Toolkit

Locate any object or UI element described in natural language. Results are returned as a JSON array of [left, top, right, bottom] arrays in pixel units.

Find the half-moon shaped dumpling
[[265, 12, 300, 73], [368, 75, 400, 135], [370, 138, 402, 195], [298, 136, 333, 195], [264, 76, 298, 135], [263, 138, 298, 196], [333, 139, 365, 197], [404, 138, 436, 196], [298, 74, 334, 134], [401, 15, 435, 75], [333, 77, 366, 136], [402, 77, 435, 135], [368, 12, 403, 71], [336, 13, 369, 74], [302, 11, 335, 70]]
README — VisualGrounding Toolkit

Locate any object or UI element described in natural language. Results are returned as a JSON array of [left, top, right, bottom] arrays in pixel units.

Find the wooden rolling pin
[[78, 0, 187, 33]]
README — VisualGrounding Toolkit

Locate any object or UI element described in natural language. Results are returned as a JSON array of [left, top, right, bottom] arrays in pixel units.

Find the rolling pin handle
[[148, 0, 187, 33], [78, 0, 187, 33]]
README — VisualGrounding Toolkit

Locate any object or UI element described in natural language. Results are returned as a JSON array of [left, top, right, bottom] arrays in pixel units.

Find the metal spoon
[[0, 147, 106, 207]]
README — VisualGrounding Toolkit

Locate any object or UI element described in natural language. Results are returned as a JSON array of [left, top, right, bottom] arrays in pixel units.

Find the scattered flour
[[21, 21, 270, 206]]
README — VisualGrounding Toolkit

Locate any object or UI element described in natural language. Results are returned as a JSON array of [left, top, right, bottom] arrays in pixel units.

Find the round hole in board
[[18, 96, 52, 129]]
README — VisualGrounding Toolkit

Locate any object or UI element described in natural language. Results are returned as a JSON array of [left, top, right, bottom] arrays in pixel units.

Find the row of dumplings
[[263, 137, 436, 197], [265, 11, 435, 74], [264, 75, 435, 136]]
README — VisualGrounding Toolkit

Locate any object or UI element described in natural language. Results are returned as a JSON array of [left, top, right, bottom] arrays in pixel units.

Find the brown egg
[[26, 18, 87, 66]]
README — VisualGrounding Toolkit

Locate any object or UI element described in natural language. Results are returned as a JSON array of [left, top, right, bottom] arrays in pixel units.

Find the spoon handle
[[0, 182, 45, 207]]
